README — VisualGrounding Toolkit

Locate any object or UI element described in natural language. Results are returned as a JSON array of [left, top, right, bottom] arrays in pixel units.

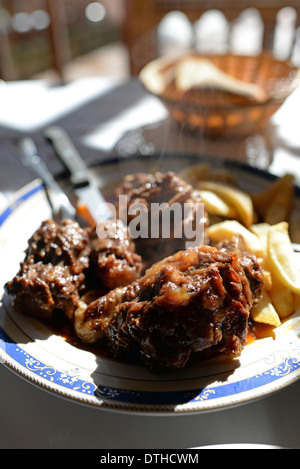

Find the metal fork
[[16, 137, 77, 223]]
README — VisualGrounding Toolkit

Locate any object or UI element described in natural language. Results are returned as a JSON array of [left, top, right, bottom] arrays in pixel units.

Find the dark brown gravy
[[43, 312, 113, 359], [42, 311, 277, 367]]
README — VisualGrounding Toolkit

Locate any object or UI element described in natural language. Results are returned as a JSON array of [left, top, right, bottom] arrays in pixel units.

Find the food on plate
[[183, 165, 295, 228], [269, 275, 295, 320], [250, 288, 281, 327], [250, 173, 295, 225], [255, 221, 300, 321], [197, 180, 254, 228], [89, 220, 142, 290], [206, 219, 300, 324], [5, 219, 90, 320], [267, 222, 300, 294], [114, 171, 209, 263], [206, 220, 264, 256], [181, 165, 253, 227], [198, 189, 237, 219], [4, 167, 299, 371], [75, 243, 263, 370], [250, 222, 270, 251], [180, 166, 299, 326], [5, 218, 143, 320]]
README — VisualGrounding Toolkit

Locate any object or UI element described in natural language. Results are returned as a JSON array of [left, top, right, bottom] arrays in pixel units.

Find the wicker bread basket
[[139, 52, 299, 138]]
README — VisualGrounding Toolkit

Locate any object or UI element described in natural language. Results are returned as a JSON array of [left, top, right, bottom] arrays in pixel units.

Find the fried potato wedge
[[267, 222, 300, 294], [250, 222, 271, 253], [198, 181, 254, 227], [251, 222, 297, 319], [206, 220, 264, 256], [250, 174, 295, 222], [269, 275, 295, 319], [251, 222, 270, 238], [261, 268, 272, 291], [265, 178, 294, 225], [199, 190, 237, 218], [251, 289, 281, 327]]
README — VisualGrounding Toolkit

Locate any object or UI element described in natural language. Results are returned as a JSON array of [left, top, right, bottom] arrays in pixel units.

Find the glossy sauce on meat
[[4, 171, 267, 371]]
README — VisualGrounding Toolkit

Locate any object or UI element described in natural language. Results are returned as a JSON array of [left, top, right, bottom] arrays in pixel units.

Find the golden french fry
[[199, 190, 237, 218], [198, 180, 254, 227], [250, 174, 295, 220], [251, 289, 281, 327], [267, 222, 300, 294], [262, 268, 272, 291], [250, 222, 271, 254], [251, 222, 271, 238], [269, 275, 295, 319], [206, 220, 264, 256]]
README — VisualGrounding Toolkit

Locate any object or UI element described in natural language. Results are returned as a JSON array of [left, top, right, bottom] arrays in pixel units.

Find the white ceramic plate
[[1, 155, 300, 414]]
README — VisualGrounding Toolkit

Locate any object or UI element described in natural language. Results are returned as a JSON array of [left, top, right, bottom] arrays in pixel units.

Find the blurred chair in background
[[45, 0, 71, 82], [123, 0, 300, 75], [0, 0, 123, 82], [1, 1, 300, 83], [0, 0, 70, 81]]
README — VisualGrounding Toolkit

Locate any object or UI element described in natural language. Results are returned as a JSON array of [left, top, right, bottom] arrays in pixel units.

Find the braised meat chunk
[[214, 235, 263, 304], [75, 244, 264, 370], [5, 218, 143, 321], [74, 282, 140, 344], [5, 219, 91, 320], [89, 219, 142, 290], [114, 171, 208, 263], [24, 219, 90, 274], [5, 262, 85, 320], [107, 245, 263, 369]]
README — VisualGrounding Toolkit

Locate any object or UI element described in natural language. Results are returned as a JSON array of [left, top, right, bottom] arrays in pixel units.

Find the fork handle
[[17, 137, 76, 220], [44, 126, 90, 188]]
